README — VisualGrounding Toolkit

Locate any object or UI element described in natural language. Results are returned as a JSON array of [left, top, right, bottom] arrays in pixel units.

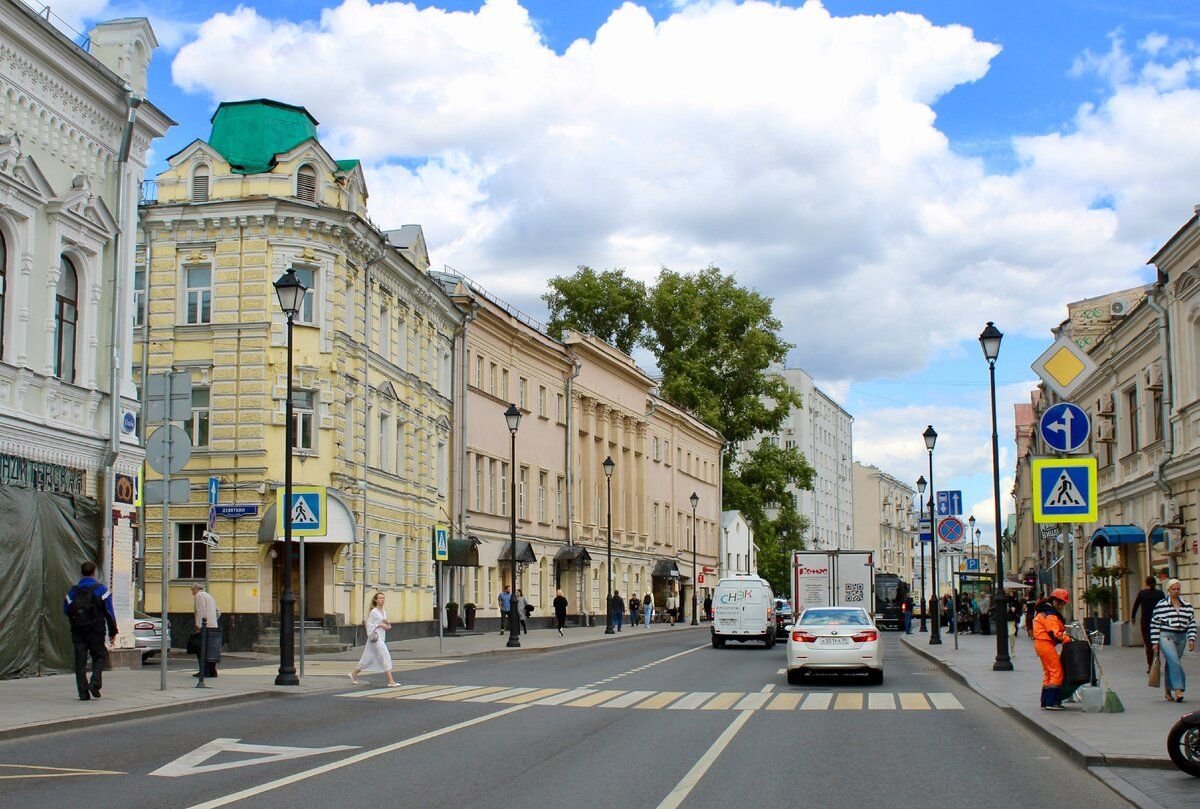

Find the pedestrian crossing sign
[[276, 486, 327, 536], [1031, 457, 1097, 523]]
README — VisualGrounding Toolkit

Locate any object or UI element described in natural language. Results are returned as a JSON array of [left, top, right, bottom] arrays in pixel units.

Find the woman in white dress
[[349, 593, 399, 686]]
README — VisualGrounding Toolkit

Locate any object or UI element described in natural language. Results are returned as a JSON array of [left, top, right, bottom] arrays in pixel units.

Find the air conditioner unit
[[1095, 393, 1115, 415], [1110, 300, 1129, 317], [1097, 421, 1116, 443], [1144, 362, 1164, 390]]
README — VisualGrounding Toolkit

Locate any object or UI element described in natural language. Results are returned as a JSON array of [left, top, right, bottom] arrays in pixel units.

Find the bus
[[874, 573, 907, 631]]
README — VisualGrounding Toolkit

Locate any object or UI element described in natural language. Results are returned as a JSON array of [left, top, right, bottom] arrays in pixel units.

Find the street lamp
[[603, 456, 615, 635], [505, 404, 522, 648], [980, 321, 1013, 671], [690, 491, 700, 626], [968, 515, 976, 560], [916, 476, 928, 633], [924, 425, 941, 645], [975, 528, 982, 562], [273, 268, 307, 686]]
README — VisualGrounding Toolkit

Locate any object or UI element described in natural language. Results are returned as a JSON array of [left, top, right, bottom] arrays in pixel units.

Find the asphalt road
[[0, 629, 1136, 809]]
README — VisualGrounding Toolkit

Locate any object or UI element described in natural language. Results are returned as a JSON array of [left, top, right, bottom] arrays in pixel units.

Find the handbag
[[368, 630, 379, 643], [1149, 654, 1161, 688]]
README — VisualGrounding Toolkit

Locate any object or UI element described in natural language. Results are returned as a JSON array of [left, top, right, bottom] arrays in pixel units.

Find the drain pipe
[[1146, 287, 1175, 577], [358, 249, 386, 627]]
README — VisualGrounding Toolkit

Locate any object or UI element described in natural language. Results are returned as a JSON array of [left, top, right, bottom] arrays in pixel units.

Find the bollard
[[196, 617, 210, 689]]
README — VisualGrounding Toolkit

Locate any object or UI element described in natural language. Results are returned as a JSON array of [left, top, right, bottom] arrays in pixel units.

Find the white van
[[710, 576, 775, 649]]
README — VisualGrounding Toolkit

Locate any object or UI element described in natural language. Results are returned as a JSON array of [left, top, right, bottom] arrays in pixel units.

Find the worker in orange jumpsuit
[[1032, 588, 1072, 710]]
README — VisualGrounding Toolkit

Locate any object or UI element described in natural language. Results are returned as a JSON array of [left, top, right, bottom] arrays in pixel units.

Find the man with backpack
[[63, 561, 118, 700]]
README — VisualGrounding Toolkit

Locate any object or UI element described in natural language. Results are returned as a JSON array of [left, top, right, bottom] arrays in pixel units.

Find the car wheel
[[867, 669, 884, 686], [712, 635, 725, 649], [786, 668, 804, 685], [764, 632, 775, 649]]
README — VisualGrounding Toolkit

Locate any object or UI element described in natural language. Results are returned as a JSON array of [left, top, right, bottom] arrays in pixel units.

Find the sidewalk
[[901, 628, 1200, 766], [0, 619, 694, 741]]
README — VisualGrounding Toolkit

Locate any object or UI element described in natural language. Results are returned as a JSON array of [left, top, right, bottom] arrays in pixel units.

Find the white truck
[[791, 550, 876, 622]]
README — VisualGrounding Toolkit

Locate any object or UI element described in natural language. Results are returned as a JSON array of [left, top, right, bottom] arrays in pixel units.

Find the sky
[[39, 0, 1200, 550]]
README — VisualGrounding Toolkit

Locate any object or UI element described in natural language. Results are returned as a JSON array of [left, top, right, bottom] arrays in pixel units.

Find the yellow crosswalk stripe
[[635, 691, 686, 709], [536, 689, 595, 705], [669, 691, 715, 710], [466, 687, 534, 703], [601, 690, 657, 708], [403, 685, 477, 700], [735, 692, 772, 710], [565, 689, 625, 707], [701, 692, 743, 710], [501, 688, 565, 704], [898, 692, 929, 710], [834, 693, 863, 710], [367, 684, 445, 699], [766, 693, 802, 711], [432, 686, 507, 702]]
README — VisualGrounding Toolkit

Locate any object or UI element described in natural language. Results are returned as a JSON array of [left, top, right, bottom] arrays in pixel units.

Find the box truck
[[791, 550, 876, 622]]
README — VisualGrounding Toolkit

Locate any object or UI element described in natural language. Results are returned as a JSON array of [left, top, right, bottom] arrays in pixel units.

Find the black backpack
[[68, 583, 102, 631]]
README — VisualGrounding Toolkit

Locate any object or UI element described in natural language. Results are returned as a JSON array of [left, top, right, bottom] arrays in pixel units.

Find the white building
[[852, 462, 915, 578], [721, 510, 755, 575], [0, 2, 172, 677]]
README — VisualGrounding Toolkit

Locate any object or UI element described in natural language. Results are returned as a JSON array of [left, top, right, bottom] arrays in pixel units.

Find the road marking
[[536, 688, 596, 705], [868, 693, 895, 710], [403, 685, 477, 700], [151, 739, 359, 778], [466, 687, 534, 703], [735, 692, 771, 710], [776, 668, 785, 675], [365, 684, 446, 699], [655, 710, 755, 809], [223, 660, 458, 677], [835, 693, 863, 710], [927, 692, 964, 710], [0, 764, 124, 779], [601, 690, 656, 708], [898, 692, 929, 710], [585, 643, 709, 687], [500, 688, 565, 704], [636, 691, 686, 709], [800, 693, 832, 710], [432, 686, 507, 702], [766, 693, 802, 711], [565, 689, 625, 707], [669, 691, 716, 710]]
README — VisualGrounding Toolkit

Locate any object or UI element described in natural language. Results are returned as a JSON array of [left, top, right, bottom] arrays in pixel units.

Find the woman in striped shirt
[[1151, 579, 1196, 702]]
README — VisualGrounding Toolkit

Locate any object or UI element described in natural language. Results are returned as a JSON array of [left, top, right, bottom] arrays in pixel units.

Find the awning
[[652, 559, 680, 578], [1150, 526, 1169, 545], [1001, 580, 1031, 590], [257, 489, 358, 545], [1090, 525, 1145, 546], [497, 540, 537, 564], [445, 537, 480, 568], [553, 545, 591, 565]]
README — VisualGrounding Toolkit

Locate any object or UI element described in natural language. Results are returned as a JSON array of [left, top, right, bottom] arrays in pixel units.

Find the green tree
[[543, 266, 647, 355]]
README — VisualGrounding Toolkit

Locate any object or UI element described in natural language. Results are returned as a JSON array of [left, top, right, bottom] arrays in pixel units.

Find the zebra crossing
[[336, 683, 965, 712]]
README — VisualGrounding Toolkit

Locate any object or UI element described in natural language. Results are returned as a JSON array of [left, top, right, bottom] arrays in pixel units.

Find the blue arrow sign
[[208, 476, 220, 506], [1040, 402, 1090, 453], [937, 491, 963, 517]]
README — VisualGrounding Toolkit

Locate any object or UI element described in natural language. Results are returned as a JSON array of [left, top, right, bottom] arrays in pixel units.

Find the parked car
[[785, 605, 882, 685], [133, 611, 170, 663], [774, 598, 792, 639]]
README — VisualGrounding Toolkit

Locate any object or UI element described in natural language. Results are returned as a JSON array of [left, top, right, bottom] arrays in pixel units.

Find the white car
[[785, 606, 883, 685]]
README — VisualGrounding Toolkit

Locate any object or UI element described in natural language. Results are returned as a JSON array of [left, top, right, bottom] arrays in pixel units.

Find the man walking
[[64, 561, 117, 701], [498, 585, 512, 634], [191, 583, 219, 678], [1132, 576, 1166, 672], [612, 590, 625, 632], [900, 591, 913, 634]]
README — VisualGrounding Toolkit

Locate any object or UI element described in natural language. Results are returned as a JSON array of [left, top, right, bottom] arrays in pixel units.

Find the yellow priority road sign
[[1031, 457, 1098, 523], [1031, 335, 1098, 399]]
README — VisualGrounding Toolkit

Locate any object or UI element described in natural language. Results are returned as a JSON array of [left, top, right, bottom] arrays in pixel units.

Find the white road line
[[799, 693, 832, 710], [669, 692, 715, 710], [185, 705, 528, 809], [466, 687, 534, 703], [735, 692, 771, 710], [927, 692, 964, 710], [601, 690, 656, 708], [867, 693, 895, 710], [584, 643, 710, 688], [655, 710, 755, 809], [536, 688, 596, 705]]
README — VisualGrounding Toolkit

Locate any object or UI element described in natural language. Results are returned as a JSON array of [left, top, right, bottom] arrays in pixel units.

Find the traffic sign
[[1040, 402, 1090, 453], [208, 477, 220, 506], [966, 558, 980, 572], [433, 524, 449, 562], [1032, 335, 1098, 399], [1031, 457, 1098, 523], [276, 486, 327, 536], [938, 517, 964, 543], [145, 425, 192, 475], [937, 491, 963, 517], [919, 518, 932, 542]]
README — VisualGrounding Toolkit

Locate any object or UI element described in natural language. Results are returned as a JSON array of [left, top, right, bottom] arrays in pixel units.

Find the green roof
[[335, 159, 360, 172], [208, 99, 320, 175]]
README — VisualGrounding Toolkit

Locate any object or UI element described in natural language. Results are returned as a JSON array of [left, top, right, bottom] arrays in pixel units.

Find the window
[[474, 455, 483, 509], [437, 440, 448, 496], [652, 503, 659, 540], [556, 393, 564, 423], [133, 265, 146, 329], [501, 369, 509, 400], [292, 390, 316, 450], [379, 303, 391, 356], [518, 377, 527, 409], [399, 317, 409, 370], [395, 419, 405, 476], [377, 413, 390, 468], [474, 354, 483, 388], [54, 256, 78, 382], [177, 523, 208, 579], [500, 463, 509, 516], [487, 459, 496, 513], [489, 363, 497, 396], [519, 466, 528, 519], [653, 436, 661, 461], [185, 387, 210, 447], [538, 471, 548, 522], [296, 165, 318, 202], [191, 164, 210, 202], [556, 476, 564, 524], [538, 385, 547, 417], [291, 267, 316, 325], [184, 265, 212, 325], [1125, 387, 1140, 454], [1152, 388, 1163, 442]]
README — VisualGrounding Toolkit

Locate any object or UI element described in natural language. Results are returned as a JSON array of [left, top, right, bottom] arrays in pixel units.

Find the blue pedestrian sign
[[919, 518, 932, 542], [1031, 458, 1098, 523], [276, 486, 328, 537], [1039, 402, 1090, 453], [937, 490, 963, 517], [938, 517, 964, 544], [433, 524, 449, 562]]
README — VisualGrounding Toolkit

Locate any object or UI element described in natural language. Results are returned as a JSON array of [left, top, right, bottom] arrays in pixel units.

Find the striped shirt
[[1149, 597, 1197, 644]]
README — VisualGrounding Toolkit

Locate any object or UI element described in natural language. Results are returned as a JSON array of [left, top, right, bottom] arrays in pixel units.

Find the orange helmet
[[1051, 588, 1070, 603]]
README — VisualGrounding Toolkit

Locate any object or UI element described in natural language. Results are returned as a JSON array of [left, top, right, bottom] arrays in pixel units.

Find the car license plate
[[818, 637, 850, 646]]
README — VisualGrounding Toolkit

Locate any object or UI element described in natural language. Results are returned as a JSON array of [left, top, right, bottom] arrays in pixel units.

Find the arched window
[[55, 256, 78, 383], [191, 163, 209, 202], [296, 165, 317, 202], [0, 229, 7, 360]]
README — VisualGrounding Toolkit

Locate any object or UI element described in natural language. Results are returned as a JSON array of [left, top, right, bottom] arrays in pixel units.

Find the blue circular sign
[[122, 410, 136, 434], [1039, 402, 1090, 453], [938, 517, 963, 543]]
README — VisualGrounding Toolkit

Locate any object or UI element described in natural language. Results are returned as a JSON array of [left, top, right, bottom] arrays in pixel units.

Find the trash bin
[[203, 627, 222, 663], [1060, 640, 1091, 687], [464, 604, 477, 630]]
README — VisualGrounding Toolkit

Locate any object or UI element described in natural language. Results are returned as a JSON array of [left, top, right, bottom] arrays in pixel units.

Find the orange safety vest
[[1032, 606, 1067, 645]]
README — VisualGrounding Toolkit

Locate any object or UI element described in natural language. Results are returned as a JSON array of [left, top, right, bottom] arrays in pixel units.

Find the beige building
[[851, 462, 915, 578], [136, 100, 461, 648], [0, 3, 171, 677]]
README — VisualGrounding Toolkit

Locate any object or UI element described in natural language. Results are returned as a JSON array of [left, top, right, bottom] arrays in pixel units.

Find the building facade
[[0, 3, 171, 677], [851, 462, 915, 578], [136, 100, 460, 648], [720, 510, 755, 575]]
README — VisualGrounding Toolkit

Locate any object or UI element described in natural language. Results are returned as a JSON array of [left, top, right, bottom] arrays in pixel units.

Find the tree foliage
[[544, 266, 647, 355]]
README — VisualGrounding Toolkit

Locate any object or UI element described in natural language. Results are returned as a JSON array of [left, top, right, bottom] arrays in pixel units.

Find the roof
[[207, 99, 320, 175]]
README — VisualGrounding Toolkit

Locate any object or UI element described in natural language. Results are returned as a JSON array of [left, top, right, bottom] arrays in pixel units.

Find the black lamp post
[[969, 515, 976, 560], [916, 476, 928, 633], [924, 425, 942, 645], [273, 269, 307, 686], [505, 404, 522, 648], [603, 456, 615, 635], [980, 321, 1013, 671], [690, 491, 699, 626]]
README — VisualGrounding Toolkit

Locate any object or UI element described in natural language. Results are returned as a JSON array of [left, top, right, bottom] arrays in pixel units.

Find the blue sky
[[54, 0, 1200, 548]]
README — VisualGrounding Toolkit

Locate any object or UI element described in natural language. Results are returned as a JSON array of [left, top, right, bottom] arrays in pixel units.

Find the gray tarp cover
[[0, 486, 101, 679]]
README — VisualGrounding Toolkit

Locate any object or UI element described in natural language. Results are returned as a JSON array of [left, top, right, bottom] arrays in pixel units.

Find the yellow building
[[136, 100, 461, 649]]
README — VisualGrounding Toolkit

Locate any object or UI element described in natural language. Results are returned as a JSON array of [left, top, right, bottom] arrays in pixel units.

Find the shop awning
[[445, 537, 480, 567], [652, 559, 680, 578], [257, 491, 357, 545], [1090, 525, 1145, 546], [498, 540, 537, 564], [553, 545, 591, 565], [1149, 526, 1169, 545]]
